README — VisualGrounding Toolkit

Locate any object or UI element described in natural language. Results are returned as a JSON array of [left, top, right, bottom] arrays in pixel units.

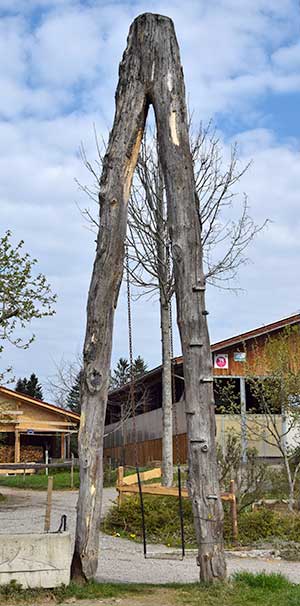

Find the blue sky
[[1, 0, 300, 397]]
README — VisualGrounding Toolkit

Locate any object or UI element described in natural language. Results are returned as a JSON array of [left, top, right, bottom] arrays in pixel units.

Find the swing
[[123, 246, 186, 560]]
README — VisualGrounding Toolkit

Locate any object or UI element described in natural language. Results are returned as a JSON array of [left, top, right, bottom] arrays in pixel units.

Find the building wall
[[103, 400, 282, 465], [212, 328, 300, 377], [0, 392, 78, 462]]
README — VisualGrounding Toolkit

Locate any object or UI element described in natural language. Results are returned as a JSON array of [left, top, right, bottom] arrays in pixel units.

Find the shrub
[[103, 496, 300, 547]]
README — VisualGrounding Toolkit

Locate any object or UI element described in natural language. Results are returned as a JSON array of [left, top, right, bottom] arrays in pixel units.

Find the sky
[[1, 0, 300, 397]]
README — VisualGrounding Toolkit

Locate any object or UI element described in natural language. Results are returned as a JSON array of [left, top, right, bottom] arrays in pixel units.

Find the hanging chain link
[[126, 244, 138, 465]]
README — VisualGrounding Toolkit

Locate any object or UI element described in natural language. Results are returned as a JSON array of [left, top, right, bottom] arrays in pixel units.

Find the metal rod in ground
[[45, 449, 49, 476], [44, 476, 53, 532], [177, 465, 185, 558], [136, 466, 147, 558], [70, 453, 74, 489]]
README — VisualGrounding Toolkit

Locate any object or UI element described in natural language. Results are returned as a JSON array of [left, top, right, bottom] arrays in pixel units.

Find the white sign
[[234, 352, 246, 362], [214, 354, 229, 369]]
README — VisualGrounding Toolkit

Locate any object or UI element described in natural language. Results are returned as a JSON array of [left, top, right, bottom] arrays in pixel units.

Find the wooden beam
[[122, 467, 162, 486], [119, 483, 188, 497], [18, 420, 78, 426], [14, 430, 20, 463], [60, 433, 66, 459], [0, 411, 23, 415]]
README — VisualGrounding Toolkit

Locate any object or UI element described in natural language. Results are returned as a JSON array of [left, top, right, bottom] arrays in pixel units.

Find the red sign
[[214, 354, 229, 369]]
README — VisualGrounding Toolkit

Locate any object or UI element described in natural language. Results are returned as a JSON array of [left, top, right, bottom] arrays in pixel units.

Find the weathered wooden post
[[44, 476, 53, 533], [117, 466, 124, 508], [230, 480, 238, 543], [72, 13, 226, 582]]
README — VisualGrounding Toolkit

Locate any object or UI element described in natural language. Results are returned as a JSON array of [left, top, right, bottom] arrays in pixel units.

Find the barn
[[0, 387, 80, 465], [104, 312, 300, 466]]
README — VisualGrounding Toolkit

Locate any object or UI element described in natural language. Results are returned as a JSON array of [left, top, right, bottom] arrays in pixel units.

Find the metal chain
[[167, 244, 180, 466], [126, 244, 138, 465]]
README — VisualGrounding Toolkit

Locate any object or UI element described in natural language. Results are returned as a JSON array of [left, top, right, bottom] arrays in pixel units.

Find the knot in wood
[[86, 366, 102, 393]]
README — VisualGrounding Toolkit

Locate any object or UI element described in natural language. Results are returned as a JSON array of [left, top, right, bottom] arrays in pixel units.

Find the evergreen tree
[[111, 357, 130, 389], [66, 371, 82, 414], [133, 355, 148, 378], [111, 356, 148, 388], [15, 373, 43, 400]]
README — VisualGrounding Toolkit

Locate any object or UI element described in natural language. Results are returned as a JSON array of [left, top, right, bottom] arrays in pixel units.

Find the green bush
[[103, 495, 300, 547], [103, 495, 196, 547]]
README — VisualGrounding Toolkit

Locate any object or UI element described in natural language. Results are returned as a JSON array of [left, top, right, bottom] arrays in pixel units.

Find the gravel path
[[0, 486, 300, 584]]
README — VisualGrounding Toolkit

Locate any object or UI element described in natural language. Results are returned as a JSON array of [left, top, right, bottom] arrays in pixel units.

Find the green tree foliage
[[247, 325, 300, 510], [0, 231, 56, 382], [15, 373, 43, 400], [66, 370, 82, 414], [111, 356, 148, 389], [133, 355, 148, 378]]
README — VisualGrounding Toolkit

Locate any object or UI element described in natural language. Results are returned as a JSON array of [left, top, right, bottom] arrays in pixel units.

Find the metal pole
[[71, 453, 74, 489], [45, 449, 49, 476]]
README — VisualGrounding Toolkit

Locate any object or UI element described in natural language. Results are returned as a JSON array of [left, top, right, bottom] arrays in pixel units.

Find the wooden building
[[104, 313, 300, 465], [0, 387, 80, 465]]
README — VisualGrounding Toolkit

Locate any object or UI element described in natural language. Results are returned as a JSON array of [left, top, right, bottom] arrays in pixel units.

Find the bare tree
[[126, 125, 266, 487], [47, 356, 82, 407], [79, 126, 265, 488], [72, 13, 226, 583]]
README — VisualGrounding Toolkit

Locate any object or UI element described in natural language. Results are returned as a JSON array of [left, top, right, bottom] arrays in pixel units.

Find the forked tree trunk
[[73, 12, 226, 583]]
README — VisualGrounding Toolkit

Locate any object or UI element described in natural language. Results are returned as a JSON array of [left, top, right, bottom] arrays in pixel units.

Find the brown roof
[[0, 386, 80, 422], [210, 312, 300, 353], [109, 312, 300, 396]]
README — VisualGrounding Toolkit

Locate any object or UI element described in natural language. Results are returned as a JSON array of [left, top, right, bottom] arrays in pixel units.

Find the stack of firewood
[[0, 446, 14, 463], [21, 446, 44, 462]]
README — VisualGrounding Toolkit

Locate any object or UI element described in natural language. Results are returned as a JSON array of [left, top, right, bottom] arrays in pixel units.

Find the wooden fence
[[104, 434, 188, 467]]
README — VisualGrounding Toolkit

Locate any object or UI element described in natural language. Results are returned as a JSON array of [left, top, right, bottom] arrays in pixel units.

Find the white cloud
[[30, 8, 104, 86], [1, 0, 300, 392], [273, 42, 300, 73]]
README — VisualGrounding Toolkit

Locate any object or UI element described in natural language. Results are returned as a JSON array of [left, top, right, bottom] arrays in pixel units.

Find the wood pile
[[21, 446, 44, 462], [0, 445, 14, 463], [0, 445, 44, 463]]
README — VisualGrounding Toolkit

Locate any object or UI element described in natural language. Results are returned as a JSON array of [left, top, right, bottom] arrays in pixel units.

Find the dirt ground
[[52, 590, 177, 606]]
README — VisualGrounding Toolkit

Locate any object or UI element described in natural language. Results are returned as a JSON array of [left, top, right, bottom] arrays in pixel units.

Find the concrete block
[[0, 532, 71, 588]]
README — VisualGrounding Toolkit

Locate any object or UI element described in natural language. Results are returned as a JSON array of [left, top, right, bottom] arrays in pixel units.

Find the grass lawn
[[0, 470, 79, 490], [1, 573, 300, 605], [0, 465, 151, 491]]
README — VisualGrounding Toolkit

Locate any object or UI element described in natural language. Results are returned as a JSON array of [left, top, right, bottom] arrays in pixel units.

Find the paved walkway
[[0, 486, 300, 584]]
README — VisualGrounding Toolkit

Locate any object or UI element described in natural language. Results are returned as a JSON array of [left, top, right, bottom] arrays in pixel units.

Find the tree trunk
[[73, 12, 226, 582], [155, 162, 173, 488], [150, 18, 227, 582], [283, 453, 295, 512], [160, 292, 173, 486], [71, 20, 149, 580]]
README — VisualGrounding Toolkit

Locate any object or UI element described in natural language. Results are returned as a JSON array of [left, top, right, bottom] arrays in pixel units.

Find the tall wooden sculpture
[[72, 13, 226, 583]]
